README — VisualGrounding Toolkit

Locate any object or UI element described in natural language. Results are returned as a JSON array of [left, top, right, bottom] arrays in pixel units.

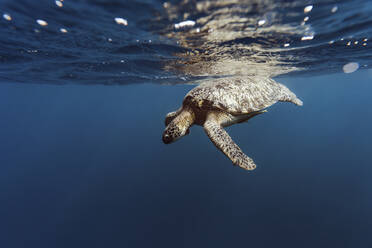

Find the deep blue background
[[0, 70, 371, 248]]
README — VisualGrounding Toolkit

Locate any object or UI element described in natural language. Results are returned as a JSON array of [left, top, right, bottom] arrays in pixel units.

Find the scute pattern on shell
[[184, 76, 302, 114]]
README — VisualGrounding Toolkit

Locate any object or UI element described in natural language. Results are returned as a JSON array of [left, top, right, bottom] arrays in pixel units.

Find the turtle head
[[162, 122, 190, 144], [162, 108, 194, 144]]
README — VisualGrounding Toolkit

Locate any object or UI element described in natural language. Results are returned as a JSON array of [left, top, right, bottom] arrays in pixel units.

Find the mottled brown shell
[[183, 76, 302, 115]]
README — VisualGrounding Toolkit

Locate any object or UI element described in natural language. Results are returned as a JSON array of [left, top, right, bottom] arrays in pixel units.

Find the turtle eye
[[165, 116, 171, 126]]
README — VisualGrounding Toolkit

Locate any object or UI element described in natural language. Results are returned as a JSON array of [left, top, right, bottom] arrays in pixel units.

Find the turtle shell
[[183, 76, 302, 115]]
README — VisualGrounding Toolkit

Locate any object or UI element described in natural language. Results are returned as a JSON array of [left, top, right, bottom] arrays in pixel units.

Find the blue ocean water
[[1, 0, 372, 247]]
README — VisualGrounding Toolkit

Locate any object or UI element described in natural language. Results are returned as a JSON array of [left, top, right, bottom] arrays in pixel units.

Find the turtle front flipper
[[203, 113, 257, 170]]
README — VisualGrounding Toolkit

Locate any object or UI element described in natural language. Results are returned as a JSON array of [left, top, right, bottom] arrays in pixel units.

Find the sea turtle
[[162, 76, 303, 170]]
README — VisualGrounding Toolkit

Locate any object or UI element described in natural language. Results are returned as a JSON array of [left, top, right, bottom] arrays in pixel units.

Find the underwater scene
[[0, 0, 372, 247]]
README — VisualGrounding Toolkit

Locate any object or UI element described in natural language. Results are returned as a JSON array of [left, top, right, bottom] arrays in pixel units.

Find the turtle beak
[[162, 133, 172, 144]]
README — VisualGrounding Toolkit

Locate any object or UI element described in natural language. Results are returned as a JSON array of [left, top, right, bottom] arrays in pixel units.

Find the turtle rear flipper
[[236, 110, 267, 124], [203, 113, 257, 170], [277, 84, 303, 106]]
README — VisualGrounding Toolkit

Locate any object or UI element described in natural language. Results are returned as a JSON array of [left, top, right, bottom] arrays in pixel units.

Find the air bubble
[[343, 62, 359, 73], [3, 13, 12, 21], [304, 5, 313, 13], [115, 17, 128, 26], [36, 19, 48, 26]]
